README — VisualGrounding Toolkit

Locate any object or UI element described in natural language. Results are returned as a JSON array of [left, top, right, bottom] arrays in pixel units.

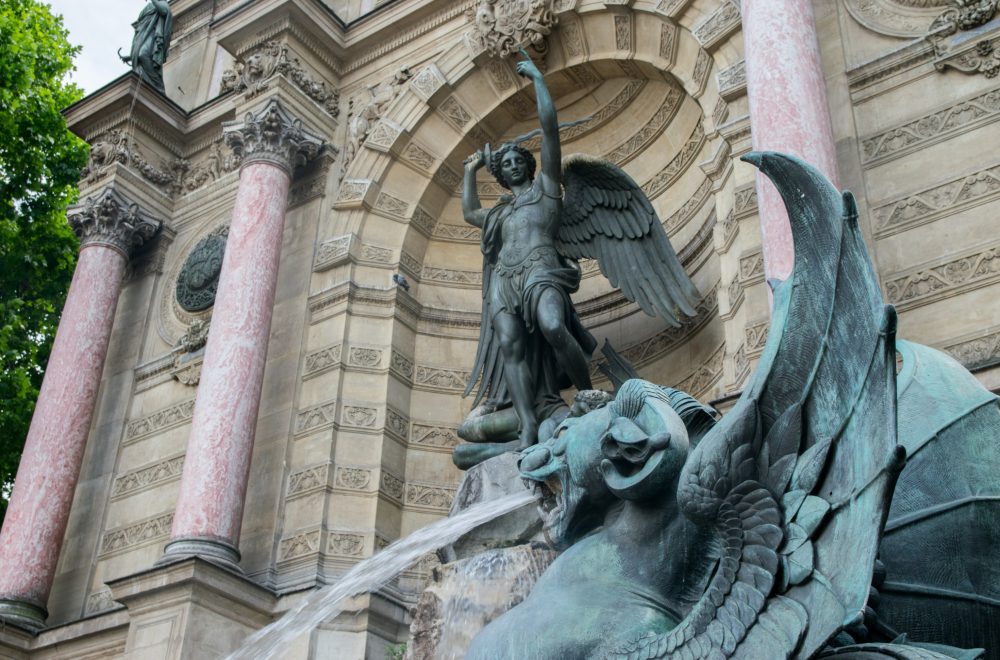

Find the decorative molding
[[402, 141, 436, 172], [386, 406, 410, 441], [380, 470, 405, 501], [294, 400, 338, 435], [374, 191, 410, 218], [942, 325, 1000, 368], [389, 350, 415, 382], [725, 250, 765, 319], [335, 179, 374, 205], [561, 18, 586, 57], [734, 183, 759, 219], [85, 588, 120, 615], [693, 0, 741, 50], [348, 346, 383, 369], [111, 455, 184, 499], [328, 532, 366, 557], [279, 529, 321, 561], [405, 482, 457, 512], [603, 84, 684, 166], [409, 64, 448, 103], [99, 512, 173, 557], [641, 122, 706, 200], [79, 129, 182, 197], [342, 405, 378, 429], [287, 463, 332, 497], [614, 14, 633, 51], [414, 364, 473, 393], [335, 466, 374, 491], [224, 99, 323, 175], [717, 59, 746, 99], [674, 343, 725, 399], [663, 177, 713, 236], [410, 424, 462, 450], [884, 242, 1000, 310], [433, 222, 482, 243], [861, 88, 1000, 165], [873, 161, 1000, 236], [844, 0, 943, 38], [659, 21, 679, 63], [716, 209, 738, 255], [68, 187, 161, 257], [469, 0, 558, 57], [303, 343, 343, 379], [421, 266, 483, 288], [342, 67, 413, 177], [125, 399, 196, 443], [439, 95, 475, 131], [935, 35, 1000, 78], [314, 235, 353, 271], [691, 48, 713, 97]]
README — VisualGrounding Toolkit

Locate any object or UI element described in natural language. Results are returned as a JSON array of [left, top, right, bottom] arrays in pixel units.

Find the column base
[[157, 537, 243, 573], [0, 598, 47, 631]]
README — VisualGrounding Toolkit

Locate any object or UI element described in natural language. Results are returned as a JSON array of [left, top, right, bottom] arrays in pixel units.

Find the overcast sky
[[48, 0, 140, 94]]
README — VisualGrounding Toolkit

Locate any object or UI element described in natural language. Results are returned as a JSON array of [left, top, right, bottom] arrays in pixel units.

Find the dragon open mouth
[[529, 478, 564, 539]]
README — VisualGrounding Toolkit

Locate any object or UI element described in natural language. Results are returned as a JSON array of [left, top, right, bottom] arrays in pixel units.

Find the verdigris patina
[[459, 52, 699, 457], [465, 153, 980, 659], [119, 0, 173, 93]]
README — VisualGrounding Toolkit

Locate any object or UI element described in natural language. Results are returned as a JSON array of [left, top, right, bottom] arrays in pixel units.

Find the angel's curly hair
[[487, 144, 537, 189]]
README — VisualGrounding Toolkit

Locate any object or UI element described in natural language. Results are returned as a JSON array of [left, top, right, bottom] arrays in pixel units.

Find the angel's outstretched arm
[[463, 150, 488, 228], [516, 52, 560, 197]]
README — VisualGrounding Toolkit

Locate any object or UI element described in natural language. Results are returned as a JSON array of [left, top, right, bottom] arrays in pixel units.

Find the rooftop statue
[[464, 152, 992, 659], [459, 53, 699, 458], [119, 0, 173, 93]]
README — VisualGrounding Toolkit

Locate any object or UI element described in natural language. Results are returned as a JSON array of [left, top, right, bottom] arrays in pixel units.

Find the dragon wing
[[558, 154, 700, 326], [610, 152, 905, 660]]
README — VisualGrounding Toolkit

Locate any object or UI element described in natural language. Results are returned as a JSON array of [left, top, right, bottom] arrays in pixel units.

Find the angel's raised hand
[[515, 49, 543, 80]]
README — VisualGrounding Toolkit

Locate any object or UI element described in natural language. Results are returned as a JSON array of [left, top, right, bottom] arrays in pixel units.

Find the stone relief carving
[[860, 88, 1000, 164], [173, 139, 242, 196], [433, 222, 482, 242], [313, 235, 352, 271], [380, 470, 405, 500], [342, 67, 413, 178], [717, 60, 746, 97], [279, 529, 321, 561], [402, 142, 435, 171], [844, 0, 947, 38], [125, 398, 196, 442], [287, 463, 331, 496], [68, 187, 161, 256], [662, 177, 712, 235], [343, 405, 378, 428], [614, 14, 632, 51], [885, 243, 1000, 308], [873, 161, 1000, 235], [111, 455, 184, 498], [219, 40, 340, 117], [85, 589, 120, 615], [328, 532, 366, 557], [930, 0, 999, 34], [692, 48, 713, 95], [224, 99, 323, 174], [414, 365, 473, 391], [99, 512, 173, 556], [602, 84, 683, 166], [80, 128, 178, 194], [303, 344, 342, 378], [405, 482, 456, 511], [561, 19, 585, 57], [469, 0, 557, 57], [374, 191, 409, 217], [936, 37, 1000, 76], [640, 122, 705, 200], [335, 466, 373, 490], [390, 350, 415, 381], [421, 266, 483, 287], [348, 347, 382, 368], [673, 343, 724, 399], [294, 400, 338, 434], [692, 0, 740, 49], [410, 424, 462, 448], [943, 326, 1000, 367], [385, 407, 409, 439], [659, 21, 678, 61], [175, 226, 227, 313]]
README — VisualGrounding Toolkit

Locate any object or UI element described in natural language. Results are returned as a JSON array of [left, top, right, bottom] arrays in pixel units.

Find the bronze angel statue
[[460, 54, 699, 454]]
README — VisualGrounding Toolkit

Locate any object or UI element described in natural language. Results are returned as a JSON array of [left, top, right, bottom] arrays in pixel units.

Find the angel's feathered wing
[[610, 152, 906, 659], [559, 155, 700, 326]]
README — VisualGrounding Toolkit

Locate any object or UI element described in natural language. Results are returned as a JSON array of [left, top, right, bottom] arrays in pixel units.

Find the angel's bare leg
[[494, 312, 540, 449], [537, 288, 593, 391]]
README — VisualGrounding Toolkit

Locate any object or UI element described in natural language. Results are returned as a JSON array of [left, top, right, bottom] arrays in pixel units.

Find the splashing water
[[226, 490, 536, 660]]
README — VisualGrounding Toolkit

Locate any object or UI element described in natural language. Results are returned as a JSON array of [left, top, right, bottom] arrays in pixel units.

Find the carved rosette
[[223, 100, 324, 175], [67, 187, 161, 258], [471, 0, 558, 57], [930, 0, 999, 34]]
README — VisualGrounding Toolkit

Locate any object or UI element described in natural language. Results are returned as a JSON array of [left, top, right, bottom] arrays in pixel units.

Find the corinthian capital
[[223, 99, 324, 174], [68, 187, 161, 258]]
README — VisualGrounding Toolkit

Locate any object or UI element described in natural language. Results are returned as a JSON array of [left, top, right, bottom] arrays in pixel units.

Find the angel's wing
[[611, 152, 905, 659], [558, 154, 700, 326]]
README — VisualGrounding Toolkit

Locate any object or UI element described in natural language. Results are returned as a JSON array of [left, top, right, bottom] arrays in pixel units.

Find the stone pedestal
[[742, 0, 840, 282], [161, 99, 323, 568], [0, 189, 158, 628], [108, 558, 275, 660]]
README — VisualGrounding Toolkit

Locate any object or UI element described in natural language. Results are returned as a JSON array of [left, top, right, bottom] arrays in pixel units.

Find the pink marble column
[[742, 0, 840, 282], [0, 189, 159, 628], [160, 99, 322, 569]]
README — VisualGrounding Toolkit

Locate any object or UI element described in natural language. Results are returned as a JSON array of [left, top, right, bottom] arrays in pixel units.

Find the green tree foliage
[[0, 0, 87, 519]]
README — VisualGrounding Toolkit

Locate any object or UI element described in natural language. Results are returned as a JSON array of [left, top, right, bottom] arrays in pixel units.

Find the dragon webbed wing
[[558, 154, 700, 326], [610, 152, 905, 660]]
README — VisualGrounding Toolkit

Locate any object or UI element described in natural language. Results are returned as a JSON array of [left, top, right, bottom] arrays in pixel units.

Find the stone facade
[[1, 0, 999, 658]]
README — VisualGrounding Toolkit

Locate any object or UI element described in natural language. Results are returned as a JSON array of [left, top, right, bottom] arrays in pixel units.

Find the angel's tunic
[[471, 177, 597, 417]]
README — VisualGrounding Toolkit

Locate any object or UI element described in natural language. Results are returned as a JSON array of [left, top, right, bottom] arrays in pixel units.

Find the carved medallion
[[175, 228, 228, 312]]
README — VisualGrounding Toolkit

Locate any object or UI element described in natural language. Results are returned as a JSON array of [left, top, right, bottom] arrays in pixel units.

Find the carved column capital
[[223, 99, 324, 175], [67, 187, 161, 258]]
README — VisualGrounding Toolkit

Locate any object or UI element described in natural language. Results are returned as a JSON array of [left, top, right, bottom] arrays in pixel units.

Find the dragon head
[[519, 380, 695, 547]]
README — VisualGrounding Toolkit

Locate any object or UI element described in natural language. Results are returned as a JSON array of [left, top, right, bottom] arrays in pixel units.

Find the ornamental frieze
[[175, 227, 227, 313]]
